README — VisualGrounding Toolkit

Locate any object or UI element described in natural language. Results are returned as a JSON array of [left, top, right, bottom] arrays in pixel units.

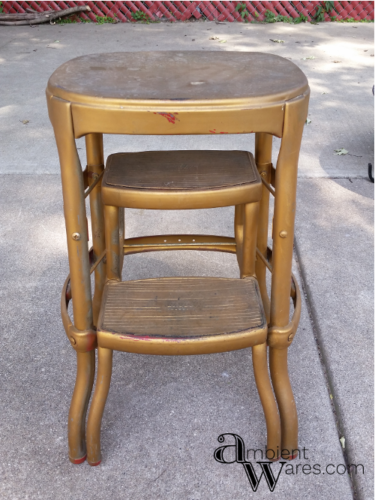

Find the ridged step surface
[[98, 277, 265, 339]]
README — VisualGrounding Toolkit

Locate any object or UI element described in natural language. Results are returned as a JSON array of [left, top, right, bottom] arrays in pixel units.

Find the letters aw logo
[[214, 433, 285, 492]]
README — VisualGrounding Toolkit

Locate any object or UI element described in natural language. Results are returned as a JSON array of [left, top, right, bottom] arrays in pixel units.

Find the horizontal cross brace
[[124, 235, 237, 254]]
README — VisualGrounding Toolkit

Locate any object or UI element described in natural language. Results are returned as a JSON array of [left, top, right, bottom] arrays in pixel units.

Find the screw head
[[279, 231, 288, 238], [70, 337, 77, 345], [260, 171, 267, 177], [288, 334, 293, 342], [72, 233, 81, 241]]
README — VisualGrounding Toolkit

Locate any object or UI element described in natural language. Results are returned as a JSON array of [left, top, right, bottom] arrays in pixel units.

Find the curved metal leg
[[268, 92, 309, 459], [47, 97, 96, 464], [269, 347, 298, 459], [68, 351, 95, 464], [252, 343, 281, 460], [86, 347, 113, 466]]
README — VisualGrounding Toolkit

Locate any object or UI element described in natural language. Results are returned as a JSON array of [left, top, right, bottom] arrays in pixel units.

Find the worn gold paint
[[47, 51, 309, 465]]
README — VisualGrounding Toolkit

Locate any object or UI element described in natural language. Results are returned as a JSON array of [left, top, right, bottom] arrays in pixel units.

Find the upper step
[[101, 150, 262, 209]]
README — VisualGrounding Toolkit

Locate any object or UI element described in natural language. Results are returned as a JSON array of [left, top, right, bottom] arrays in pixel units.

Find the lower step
[[97, 277, 267, 355]]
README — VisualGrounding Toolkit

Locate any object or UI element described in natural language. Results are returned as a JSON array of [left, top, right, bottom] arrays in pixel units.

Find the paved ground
[[0, 21, 373, 500]]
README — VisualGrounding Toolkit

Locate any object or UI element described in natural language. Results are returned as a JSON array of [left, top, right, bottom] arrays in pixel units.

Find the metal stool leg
[[87, 347, 113, 466], [86, 133, 106, 328], [234, 204, 244, 274], [255, 132, 272, 323], [119, 207, 125, 275], [241, 202, 259, 278], [104, 205, 122, 282], [269, 93, 308, 458], [85, 204, 122, 465], [48, 96, 95, 463], [241, 199, 282, 458], [68, 351, 95, 463], [252, 343, 281, 460], [269, 348, 297, 458]]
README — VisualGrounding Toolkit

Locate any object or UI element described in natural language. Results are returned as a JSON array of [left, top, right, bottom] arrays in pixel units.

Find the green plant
[[294, 14, 308, 24], [314, 6, 325, 22], [56, 17, 78, 24], [337, 17, 373, 23], [314, 1, 335, 22], [96, 14, 116, 24], [131, 10, 150, 23], [0, 2, 3, 14], [235, 3, 249, 20], [264, 10, 276, 22], [264, 10, 307, 24]]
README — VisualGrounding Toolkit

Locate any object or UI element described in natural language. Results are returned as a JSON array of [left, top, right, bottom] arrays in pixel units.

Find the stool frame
[[47, 53, 309, 465]]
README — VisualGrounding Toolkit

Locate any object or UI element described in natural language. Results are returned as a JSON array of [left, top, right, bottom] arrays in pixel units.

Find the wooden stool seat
[[102, 150, 262, 209], [97, 277, 267, 355]]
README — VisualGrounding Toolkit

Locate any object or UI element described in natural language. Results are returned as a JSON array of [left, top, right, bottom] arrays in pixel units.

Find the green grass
[[56, 14, 117, 25], [264, 10, 308, 24], [263, 7, 373, 25], [95, 14, 116, 24]]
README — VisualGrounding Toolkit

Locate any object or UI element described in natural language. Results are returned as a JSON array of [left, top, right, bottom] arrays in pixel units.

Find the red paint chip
[[71, 455, 86, 464], [88, 460, 102, 467]]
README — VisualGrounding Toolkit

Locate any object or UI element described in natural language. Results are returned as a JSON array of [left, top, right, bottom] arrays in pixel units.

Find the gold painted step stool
[[47, 51, 309, 467]]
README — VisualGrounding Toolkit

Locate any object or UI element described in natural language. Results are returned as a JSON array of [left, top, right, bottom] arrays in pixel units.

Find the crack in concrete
[[293, 239, 358, 500]]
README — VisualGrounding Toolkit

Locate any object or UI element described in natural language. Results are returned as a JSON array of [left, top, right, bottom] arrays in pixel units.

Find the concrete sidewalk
[[0, 22, 373, 500]]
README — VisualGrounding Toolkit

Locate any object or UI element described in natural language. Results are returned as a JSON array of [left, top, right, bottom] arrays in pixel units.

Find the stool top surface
[[47, 51, 308, 106]]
